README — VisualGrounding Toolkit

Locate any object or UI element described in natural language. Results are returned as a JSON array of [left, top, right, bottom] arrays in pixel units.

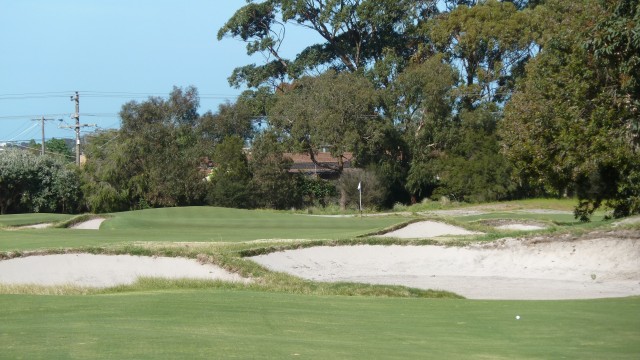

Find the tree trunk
[[339, 188, 347, 211]]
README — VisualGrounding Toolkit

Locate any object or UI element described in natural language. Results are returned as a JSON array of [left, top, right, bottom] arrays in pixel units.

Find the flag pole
[[358, 181, 362, 217]]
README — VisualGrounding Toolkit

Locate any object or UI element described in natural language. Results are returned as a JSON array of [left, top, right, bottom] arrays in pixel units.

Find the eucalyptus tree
[[427, 0, 536, 109], [268, 70, 382, 174], [500, 0, 640, 220], [217, 0, 438, 89]]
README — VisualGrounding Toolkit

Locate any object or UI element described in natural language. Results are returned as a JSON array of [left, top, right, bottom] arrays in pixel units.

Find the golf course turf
[[1, 205, 638, 359]]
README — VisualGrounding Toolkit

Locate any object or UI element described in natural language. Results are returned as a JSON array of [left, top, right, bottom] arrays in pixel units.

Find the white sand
[[70, 218, 106, 230], [496, 224, 546, 231], [0, 254, 247, 288], [376, 221, 482, 238], [16, 223, 52, 229], [251, 237, 640, 300]]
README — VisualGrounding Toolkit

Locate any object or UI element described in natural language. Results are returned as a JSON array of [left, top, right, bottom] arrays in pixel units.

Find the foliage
[[432, 107, 516, 203], [198, 100, 255, 146], [217, 0, 437, 88], [427, 0, 536, 109], [206, 136, 254, 208], [249, 131, 303, 209], [0, 148, 80, 214], [500, 0, 640, 220], [82, 87, 209, 212], [269, 70, 384, 174], [337, 168, 386, 210], [45, 138, 74, 160]]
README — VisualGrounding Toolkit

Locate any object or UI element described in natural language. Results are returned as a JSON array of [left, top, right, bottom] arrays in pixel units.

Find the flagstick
[[358, 181, 362, 217]]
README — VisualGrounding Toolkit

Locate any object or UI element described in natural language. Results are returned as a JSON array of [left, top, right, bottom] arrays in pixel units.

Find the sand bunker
[[376, 221, 481, 238], [251, 237, 640, 300], [0, 254, 247, 288], [496, 224, 546, 231], [70, 218, 106, 230]]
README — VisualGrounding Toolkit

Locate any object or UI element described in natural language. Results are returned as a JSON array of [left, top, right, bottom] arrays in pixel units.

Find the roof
[[284, 152, 353, 173]]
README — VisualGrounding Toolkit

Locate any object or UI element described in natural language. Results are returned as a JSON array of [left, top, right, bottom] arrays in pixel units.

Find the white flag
[[357, 182, 361, 191]]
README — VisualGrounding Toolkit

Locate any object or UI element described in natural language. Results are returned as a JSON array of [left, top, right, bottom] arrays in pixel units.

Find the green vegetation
[[1, 291, 638, 359], [0, 213, 74, 228], [0, 207, 407, 252]]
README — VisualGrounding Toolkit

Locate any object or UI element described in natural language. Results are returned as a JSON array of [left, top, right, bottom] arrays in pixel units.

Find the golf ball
[[516, 315, 520, 320]]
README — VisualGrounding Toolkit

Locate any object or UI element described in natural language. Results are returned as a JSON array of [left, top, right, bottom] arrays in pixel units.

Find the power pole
[[61, 92, 96, 166], [71, 91, 80, 165], [31, 116, 55, 156]]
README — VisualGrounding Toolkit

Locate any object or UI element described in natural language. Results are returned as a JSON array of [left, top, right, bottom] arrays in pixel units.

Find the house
[[284, 151, 354, 179]]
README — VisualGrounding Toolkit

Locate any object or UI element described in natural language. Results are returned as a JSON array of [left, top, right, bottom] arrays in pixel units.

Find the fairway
[[1, 290, 638, 359], [0, 207, 406, 251]]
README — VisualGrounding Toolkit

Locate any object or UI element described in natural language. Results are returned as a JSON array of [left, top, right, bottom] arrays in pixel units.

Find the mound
[[251, 232, 640, 300], [0, 254, 247, 288]]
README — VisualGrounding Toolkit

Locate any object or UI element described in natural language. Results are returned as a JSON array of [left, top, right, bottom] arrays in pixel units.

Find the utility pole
[[61, 92, 96, 166], [71, 91, 80, 165], [31, 116, 55, 156]]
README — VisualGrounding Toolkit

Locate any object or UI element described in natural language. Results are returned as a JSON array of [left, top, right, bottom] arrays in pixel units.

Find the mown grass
[[1, 290, 638, 359], [0, 206, 410, 252], [0, 213, 74, 228]]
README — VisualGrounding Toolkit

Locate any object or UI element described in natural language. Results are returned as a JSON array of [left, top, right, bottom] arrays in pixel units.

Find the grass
[[0, 290, 638, 359], [0, 207, 409, 252], [0, 213, 74, 228], [0, 203, 638, 358]]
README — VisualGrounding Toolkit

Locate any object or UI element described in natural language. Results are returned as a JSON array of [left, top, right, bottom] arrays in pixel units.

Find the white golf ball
[[516, 315, 521, 320]]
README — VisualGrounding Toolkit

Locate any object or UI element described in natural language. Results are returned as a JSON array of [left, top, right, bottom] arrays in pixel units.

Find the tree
[[500, 0, 640, 219], [198, 100, 255, 146], [83, 87, 210, 212], [218, 0, 438, 88], [336, 168, 385, 210], [0, 148, 80, 214], [206, 136, 254, 208], [427, 0, 535, 109], [249, 131, 303, 209], [269, 71, 383, 174], [45, 138, 74, 161]]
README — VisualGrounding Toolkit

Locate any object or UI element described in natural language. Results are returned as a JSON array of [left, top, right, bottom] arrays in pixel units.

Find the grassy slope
[[1, 290, 638, 359], [0, 213, 74, 227]]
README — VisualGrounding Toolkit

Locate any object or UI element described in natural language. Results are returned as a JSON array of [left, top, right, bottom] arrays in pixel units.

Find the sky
[[0, 0, 312, 143]]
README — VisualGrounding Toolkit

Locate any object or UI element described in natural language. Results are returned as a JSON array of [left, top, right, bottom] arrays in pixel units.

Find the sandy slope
[[0, 254, 247, 288], [376, 221, 482, 238], [251, 235, 640, 300], [70, 218, 106, 230]]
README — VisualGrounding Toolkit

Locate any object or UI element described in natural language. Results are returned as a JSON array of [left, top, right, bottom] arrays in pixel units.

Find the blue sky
[[0, 0, 311, 143]]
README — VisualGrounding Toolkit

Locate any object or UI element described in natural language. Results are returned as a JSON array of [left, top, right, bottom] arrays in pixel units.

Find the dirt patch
[[0, 254, 248, 288], [251, 230, 640, 300]]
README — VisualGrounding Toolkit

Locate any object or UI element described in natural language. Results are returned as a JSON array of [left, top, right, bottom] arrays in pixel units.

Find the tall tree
[[500, 0, 640, 219], [217, 0, 438, 89], [83, 87, 209, 212], [268, 70, 382, 174], [427, 0, 535, 109]]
